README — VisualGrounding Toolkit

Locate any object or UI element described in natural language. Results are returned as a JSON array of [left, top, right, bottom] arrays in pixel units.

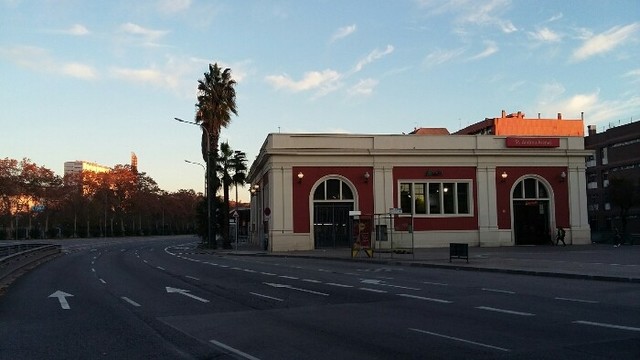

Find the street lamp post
[[175, 117, 216, 248], [184, 159, 208, 244]]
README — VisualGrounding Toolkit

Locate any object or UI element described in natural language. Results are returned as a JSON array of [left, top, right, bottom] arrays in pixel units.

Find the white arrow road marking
[[263, 282, 329, 296], [49, 290, 73, 310], [165, 287, 210, 303]]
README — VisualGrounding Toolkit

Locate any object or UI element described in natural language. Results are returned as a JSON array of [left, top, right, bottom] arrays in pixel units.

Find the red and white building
[[247, 111, 592, 251]]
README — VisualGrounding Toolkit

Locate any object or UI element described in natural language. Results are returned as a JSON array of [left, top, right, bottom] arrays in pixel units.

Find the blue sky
[[1, 0, 639, 201]]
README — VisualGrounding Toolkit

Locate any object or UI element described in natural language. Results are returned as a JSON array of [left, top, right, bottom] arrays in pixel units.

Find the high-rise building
[[64, 160, 111, 176]]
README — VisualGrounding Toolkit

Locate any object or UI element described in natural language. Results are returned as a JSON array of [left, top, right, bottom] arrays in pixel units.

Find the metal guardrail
[[0, 244, 61, 285]]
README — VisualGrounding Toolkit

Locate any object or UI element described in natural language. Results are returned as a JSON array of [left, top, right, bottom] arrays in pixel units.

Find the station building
[[247, 111, 592, 252]]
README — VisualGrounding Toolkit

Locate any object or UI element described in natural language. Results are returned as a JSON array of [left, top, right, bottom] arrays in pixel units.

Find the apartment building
[[584, 120, 640, 233]]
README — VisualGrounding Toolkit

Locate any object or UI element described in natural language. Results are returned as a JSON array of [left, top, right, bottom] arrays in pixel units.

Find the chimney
[[557, 113, 562, 120], [587, 125, 596, 136], [501, 110, 506, 118], [581, 112, 584, 120], [517, 111, 522, 118]]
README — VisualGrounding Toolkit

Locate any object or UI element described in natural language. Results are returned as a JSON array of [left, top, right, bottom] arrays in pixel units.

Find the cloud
[[500, 21, 517, 34], [157, 0, 191, 13], [468, 41, 498, 60], [0, 45, 97, 80], [331, 24, 356, 43], [536, 87, 640, 126], [62, 63, 97, 79], [528, 27, 561, 43], [624, 68, 640, 82], [423, 48, 465, 68], [546, 13, 563, 23], [572, 22, 640, 62], [118, 22, 169, 46], [64, 24, 90, 36], [111, 67, 178, 88], [417, 0, 517, 34], [265, 69, 342, 95], [353, 45, 394, 72], [348, 78, 378, 96]]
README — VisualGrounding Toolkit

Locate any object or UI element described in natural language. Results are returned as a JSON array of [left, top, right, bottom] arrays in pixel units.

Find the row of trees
[[0, 147, 248, 242], [0, 158, 201, 239]]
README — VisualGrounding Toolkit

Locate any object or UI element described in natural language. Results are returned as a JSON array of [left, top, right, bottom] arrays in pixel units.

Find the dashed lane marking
[[573, 320, 640, 332], [476, 306, 535, 316], [409, 328, 510, 352], [121, 296, 141, 307], [398, 294, 451, 303]]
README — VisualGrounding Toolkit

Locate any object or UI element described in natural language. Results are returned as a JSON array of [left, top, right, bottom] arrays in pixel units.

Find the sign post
[[232, 210, 239, 251]]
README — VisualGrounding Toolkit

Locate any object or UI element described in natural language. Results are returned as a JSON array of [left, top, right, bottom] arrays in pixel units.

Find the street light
[[175, 117, 216, 248], [184, 159, 208, 243]]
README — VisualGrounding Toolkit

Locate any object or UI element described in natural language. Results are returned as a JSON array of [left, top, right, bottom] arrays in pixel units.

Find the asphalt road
[[1, 236, 639, 359]]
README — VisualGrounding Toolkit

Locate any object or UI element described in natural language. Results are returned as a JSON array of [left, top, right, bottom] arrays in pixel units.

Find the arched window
[[513, 178, 549, 200], [313, 178, 354, 201]]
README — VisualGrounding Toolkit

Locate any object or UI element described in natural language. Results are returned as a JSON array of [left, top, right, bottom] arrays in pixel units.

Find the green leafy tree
[[195, 63, 238, 247]]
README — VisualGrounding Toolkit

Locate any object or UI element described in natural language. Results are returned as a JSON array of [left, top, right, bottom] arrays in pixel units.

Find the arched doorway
[[512, 177, 552, 245], [312, 178, 355, 248]]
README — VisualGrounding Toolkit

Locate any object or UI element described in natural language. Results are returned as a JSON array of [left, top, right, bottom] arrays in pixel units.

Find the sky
[[2, 0, 639, 202]]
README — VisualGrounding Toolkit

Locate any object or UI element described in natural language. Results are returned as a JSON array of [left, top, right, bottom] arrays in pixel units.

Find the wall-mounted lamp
[[560, 171, 567, 182], [501, 171, 508, 182], [297, 171, 304, 183], [364, 171, 370, 183], [251, 184, 260, 194]]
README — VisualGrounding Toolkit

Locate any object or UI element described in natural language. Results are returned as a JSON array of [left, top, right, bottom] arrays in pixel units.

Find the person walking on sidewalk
[[613, 227, 623, 247], [555, 226, 566, 246]]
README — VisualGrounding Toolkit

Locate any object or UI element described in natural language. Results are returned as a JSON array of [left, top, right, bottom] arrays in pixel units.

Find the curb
[[224, 251, 640, 283]]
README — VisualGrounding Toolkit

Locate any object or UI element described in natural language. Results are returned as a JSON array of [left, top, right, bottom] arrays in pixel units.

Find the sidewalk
[[221, 242, 640, 283]]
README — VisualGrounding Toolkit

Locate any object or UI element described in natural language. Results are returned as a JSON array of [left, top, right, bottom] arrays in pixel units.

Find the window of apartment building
[[399, 181, 472, 216], [603, 171, 609, 187], [600, 147, 608, 165]]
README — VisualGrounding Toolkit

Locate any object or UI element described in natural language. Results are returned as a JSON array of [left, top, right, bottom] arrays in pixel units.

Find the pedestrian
[[613, 227, 622, 248], [555, 226, 566, 246]]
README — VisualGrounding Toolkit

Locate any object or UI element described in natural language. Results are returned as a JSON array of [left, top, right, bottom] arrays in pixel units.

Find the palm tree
[[231, 150, 248, 209], [195, 63, 238, 247], [217, 142, 247, 248]]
